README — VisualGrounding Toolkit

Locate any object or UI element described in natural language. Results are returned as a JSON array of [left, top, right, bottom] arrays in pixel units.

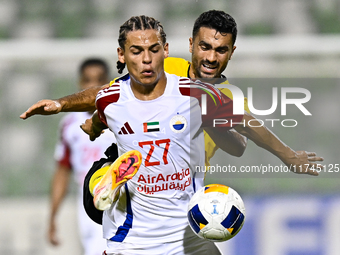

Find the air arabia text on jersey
[[136, 168, 191, 195]]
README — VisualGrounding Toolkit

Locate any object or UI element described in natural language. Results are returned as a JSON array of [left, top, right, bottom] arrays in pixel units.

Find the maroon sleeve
[[95, 85, 120, 126], [55, 117, 73, 169], [57, 144, 72, 169], [179, 78, 244, 128]]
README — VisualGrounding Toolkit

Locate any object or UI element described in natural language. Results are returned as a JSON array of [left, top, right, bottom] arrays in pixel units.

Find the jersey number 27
[[138, 139, 170, 166]]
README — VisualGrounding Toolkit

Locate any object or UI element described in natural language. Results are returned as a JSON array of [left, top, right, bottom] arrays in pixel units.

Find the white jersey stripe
[[96, 89, 120, 101]]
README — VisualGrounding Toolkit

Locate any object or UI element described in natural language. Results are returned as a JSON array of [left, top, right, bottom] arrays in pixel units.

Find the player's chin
[[200, 72, 217, 80], [139, 77, 158, 86], [199, 70, 220, 79]]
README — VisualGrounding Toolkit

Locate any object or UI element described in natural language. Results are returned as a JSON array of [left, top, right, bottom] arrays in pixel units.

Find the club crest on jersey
[[170, 114, 187, 133]]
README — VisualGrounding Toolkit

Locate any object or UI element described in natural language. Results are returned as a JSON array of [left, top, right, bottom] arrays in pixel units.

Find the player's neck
[[188, 65, 195, 79], [130, 73, 167, 101]]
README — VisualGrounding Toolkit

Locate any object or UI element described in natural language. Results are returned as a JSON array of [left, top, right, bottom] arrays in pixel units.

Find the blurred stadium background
[[0, 0, 339, 254]]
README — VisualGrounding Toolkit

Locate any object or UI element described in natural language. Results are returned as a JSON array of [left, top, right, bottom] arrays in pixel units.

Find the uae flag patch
[[143, 121, 160, 132]]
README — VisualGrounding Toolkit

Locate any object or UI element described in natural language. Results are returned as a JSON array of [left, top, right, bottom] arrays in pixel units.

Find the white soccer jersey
[[95, 73, 242, 246], [54, 112, 116, 254], [54, 111, 116, 188]]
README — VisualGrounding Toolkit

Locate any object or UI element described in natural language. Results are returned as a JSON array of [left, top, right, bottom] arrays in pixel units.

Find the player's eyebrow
[[215, 45, 229, 51], [198, 41, 211, 48], [129, 42, 161, 50], [198, 40, 229, 51]]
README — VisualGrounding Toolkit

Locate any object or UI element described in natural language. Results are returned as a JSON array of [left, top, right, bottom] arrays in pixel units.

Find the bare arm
[[204, 127, 247, 157], [48, 164, 72, 246], [234, 112, 324, 175], [20, 84, 109, 119]]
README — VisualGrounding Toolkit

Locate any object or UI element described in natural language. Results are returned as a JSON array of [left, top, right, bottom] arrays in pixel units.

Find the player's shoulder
[[218, 79, 232, 97], [219, 78, 230, 85], [58, 113, 75, 132], [97, 74, 130, 103], [60, 112, 91, 126], [164, 57, 190, 77], [177, 77, 221, 98], [106, 73, 130, 89], [185, 78, 220, 91], [58, 112, 91, 136], [109, 73, 130, 86], [59, 112, 84, 126], [217, 78, 231, 95]]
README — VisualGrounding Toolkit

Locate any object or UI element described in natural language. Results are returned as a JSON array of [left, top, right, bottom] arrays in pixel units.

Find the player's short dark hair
[[79, 58, 110, 77], [117, 15, 167, 74], [192, 10, 237, 45]]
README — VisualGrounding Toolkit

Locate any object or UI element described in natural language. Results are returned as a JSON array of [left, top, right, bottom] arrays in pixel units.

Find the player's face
[[118, 29, 169, 87], [189, 27, 236, 79], [80, 65, 108, 90]]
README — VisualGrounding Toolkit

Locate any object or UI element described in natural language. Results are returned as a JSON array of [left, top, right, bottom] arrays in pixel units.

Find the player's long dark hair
[[116, 15, 167, 74], [192, 10, 238, 45]]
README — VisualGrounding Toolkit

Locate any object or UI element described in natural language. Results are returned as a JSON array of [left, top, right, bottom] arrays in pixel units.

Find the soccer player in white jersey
[[86, 16, 234, 255], [79, 15, 323, 255], [48, 59, 116, 255]]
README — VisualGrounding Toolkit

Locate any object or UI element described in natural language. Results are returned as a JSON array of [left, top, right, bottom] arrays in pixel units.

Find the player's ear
[[189, 37, 193, 53], [117, 47, 125, 63], [163, 43, 169, 58], [230, 46, 236, 60]]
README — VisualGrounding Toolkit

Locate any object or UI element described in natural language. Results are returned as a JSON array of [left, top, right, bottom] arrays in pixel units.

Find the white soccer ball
[[187, 184, 246, 242]]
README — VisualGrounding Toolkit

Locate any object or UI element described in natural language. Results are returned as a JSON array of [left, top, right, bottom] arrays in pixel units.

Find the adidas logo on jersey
[[118, 122, 135, 135]]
